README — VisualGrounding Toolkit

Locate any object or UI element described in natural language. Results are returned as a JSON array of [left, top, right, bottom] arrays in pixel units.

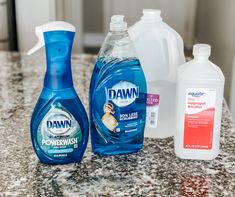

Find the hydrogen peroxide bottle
[[174, 44, 225, 160], [90, 15, 147, 156], [28, 21, 89, 164]]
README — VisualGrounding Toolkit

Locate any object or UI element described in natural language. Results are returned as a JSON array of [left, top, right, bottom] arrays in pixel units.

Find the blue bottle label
[[37, 103, 82, 159], [96, 80, 144, 134]]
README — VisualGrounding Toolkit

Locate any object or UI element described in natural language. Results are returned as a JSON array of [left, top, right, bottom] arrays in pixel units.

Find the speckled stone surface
[[0, 52, 234, 197]]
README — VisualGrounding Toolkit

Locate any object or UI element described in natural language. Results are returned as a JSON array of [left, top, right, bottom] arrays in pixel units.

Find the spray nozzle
[[27, 21, 75, 55], [110, 15, 127, 31], [27, 26, 44, 55]]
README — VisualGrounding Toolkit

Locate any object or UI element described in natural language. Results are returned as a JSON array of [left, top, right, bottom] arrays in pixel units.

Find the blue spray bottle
[[90, 16, 147, 156], [28, 21, 89, 164]]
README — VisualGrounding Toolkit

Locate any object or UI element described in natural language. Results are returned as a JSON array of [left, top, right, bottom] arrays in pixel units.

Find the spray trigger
[[27, 26, 44, 55]]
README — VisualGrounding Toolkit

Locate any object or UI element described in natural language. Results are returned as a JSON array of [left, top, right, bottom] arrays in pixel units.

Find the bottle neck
[[110, 30, 128, 35], [141, 15, 162, 23], [99, 30, 137, 59], [43, 30, 75, 90], [194, 55, 210, 61], [44, 59, 73, 90]]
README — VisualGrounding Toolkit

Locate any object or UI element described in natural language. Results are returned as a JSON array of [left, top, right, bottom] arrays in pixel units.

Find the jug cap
[[142, 9, 162, 21], [110, 15, 127, 31], [193, 44, 211, 57]]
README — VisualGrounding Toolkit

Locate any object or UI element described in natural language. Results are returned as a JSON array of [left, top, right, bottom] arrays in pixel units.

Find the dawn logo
[[107, 81, 139, 107], [46, 114, 72, 135]]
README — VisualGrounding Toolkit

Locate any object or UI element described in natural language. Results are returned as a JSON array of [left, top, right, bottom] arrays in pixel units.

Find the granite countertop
[[0, 52, 235, 197]]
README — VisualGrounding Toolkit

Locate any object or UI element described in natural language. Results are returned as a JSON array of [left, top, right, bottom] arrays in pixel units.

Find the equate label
[[184, 88, 216, 150]]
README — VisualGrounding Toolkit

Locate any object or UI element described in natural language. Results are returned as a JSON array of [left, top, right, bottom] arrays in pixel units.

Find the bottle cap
[[193, 44, 211, 57], [110, 15, 127, 31], [142, 9, 162, 21]]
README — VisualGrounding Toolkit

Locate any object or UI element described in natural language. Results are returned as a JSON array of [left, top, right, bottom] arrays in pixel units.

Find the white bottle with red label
[[174, 44, 225, 160]]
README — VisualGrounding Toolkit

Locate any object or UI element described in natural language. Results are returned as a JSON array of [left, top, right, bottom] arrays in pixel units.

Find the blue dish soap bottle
[[28, 21, 89, 164], [90, 15, 147, 156]]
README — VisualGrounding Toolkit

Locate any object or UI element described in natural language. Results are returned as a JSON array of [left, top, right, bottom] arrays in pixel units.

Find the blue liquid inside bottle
[[30, 27, 89, 164], [90, 57, 147, 156], [90, 15, 147, 156]]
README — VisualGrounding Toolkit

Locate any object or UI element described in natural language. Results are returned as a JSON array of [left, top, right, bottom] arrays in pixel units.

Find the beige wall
[[83, 0, 103, 33], [15, 0, 56, 52], [82, 0, 235, 105], [195, 0, 235, 105]]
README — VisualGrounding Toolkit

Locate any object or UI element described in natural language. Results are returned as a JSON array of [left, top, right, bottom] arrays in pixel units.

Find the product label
[[107, 81, 139, 107], [184, 88, 216, 149], [93, 79, 146, 138], [37, 103, 82, 159], [146, 94, 160, 128]]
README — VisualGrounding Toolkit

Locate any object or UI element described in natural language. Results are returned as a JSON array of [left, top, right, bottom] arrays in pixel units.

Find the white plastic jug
[[174, 44, 225, 160], [128, 9, 185, 138]]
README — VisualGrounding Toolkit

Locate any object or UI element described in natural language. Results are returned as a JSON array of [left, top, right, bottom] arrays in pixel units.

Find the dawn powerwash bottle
[[90, 15, 147, 156], [28, 21, 89, 164]]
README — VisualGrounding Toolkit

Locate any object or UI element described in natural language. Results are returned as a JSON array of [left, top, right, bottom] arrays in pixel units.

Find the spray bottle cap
[[110, 15, 127, 31], [142, 9, 162, 21], [193, 44, 211, 57], [27, 21, 75, 55]]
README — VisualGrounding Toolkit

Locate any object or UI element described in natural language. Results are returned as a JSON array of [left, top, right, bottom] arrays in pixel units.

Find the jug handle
[[161, 28, 179, 81]]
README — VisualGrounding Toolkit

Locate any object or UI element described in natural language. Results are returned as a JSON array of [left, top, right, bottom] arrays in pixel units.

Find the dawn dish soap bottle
[[90, 15, 147, 156], [28, 21, 89, 164]]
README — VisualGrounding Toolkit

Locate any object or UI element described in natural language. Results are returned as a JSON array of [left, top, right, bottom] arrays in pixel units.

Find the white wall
[[82, 0, 197, 49], [0, 0, 9, 50], [103, 0, 197, 49], [15, 0, 83, 53], [196, 0, 235, 111], [15, 0, 56, 52], [55, 0, 83, 53]]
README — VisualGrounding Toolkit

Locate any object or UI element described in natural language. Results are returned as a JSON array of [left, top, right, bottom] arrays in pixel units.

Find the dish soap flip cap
[[193, 44, 211, 57], [27, 21, 75, 55], [110, 15, 127, 31]]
